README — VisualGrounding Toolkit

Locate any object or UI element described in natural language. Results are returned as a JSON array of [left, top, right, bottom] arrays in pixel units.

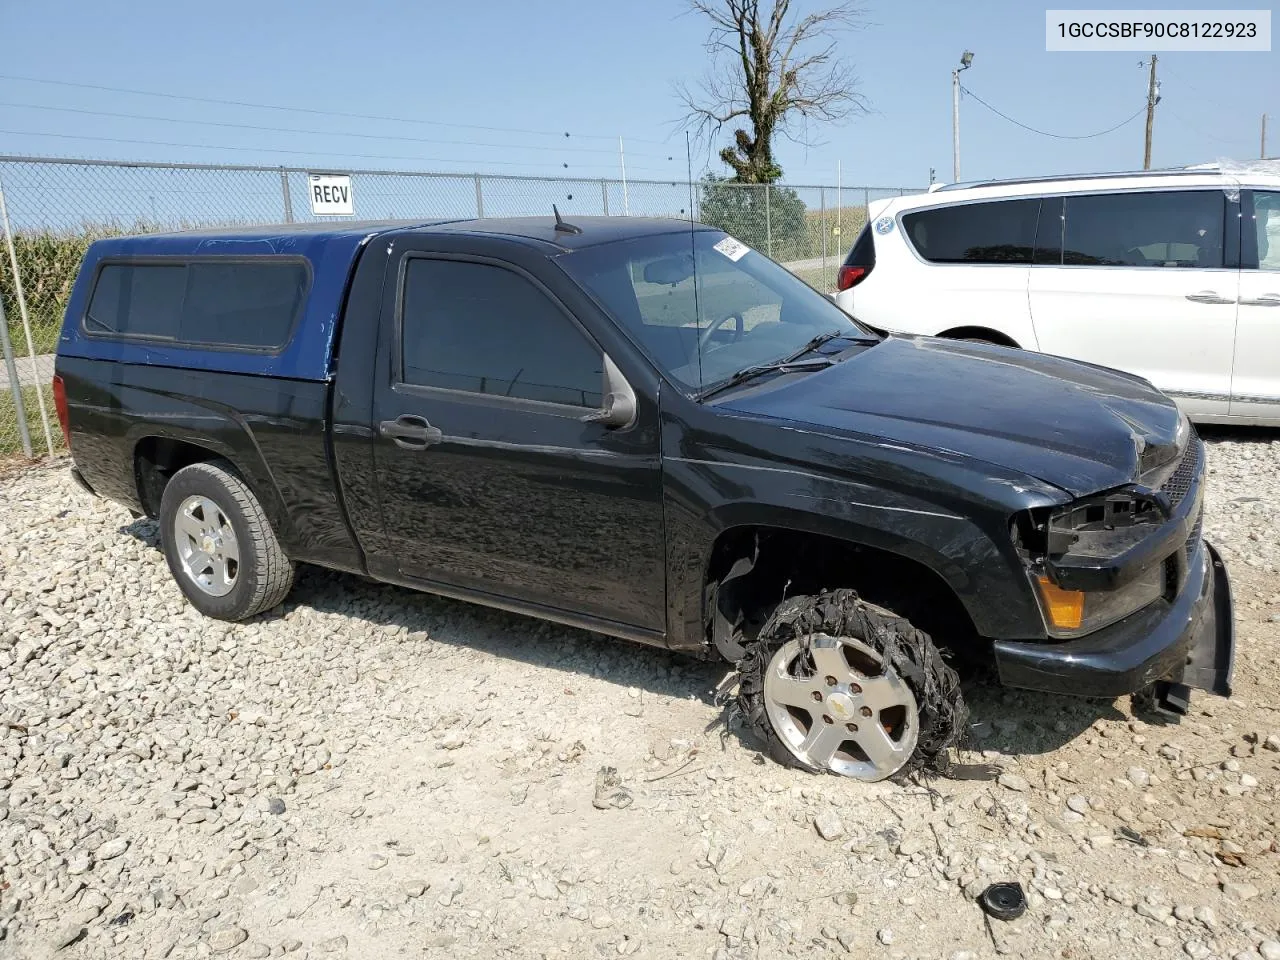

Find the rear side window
[[1061, 191, 1225, 268], [902, 199, 1039, 264], [400, 258, 603, 408], [86, 264, 186, 339], [85, 260, 309, 349]]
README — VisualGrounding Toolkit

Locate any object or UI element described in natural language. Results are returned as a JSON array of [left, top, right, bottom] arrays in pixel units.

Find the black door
[[369, 237, 666, 635]]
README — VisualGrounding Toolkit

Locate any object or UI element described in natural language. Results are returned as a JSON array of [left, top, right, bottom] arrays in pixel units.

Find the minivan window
[[85, 260, 308, 348], [400, 258, 603, 408], [902, 199, 1040, 264], [1061, 191, 1225, 268], [1255, 192, 1280, 270]]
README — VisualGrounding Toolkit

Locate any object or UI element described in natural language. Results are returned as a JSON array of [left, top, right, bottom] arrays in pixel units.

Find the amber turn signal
[[1036, 575, 1085, 630]]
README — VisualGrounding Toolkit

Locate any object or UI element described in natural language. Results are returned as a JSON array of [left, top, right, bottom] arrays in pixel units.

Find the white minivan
[[832, 167, 1280, 424]]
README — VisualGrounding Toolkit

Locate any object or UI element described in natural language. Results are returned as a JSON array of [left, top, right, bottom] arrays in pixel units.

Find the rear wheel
[[159, 460, 295, 620], [737, 589, 966, 781]]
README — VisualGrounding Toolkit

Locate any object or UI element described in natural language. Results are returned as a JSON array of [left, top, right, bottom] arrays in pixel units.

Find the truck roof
[[60, 216, 714, 384], [429, 216, 710, 249], [100, 215, 705, 252]]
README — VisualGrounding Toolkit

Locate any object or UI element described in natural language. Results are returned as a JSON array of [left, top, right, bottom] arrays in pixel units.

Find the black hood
[[720, 336, 1183, 498]]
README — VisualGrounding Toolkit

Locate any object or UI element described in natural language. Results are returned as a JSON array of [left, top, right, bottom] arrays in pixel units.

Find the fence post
[[0, 177, 53, 454], [863, 187, 871, 229], [474, 175, 485, 218], [764, 184, 773, 258], [279, 168, 294, 222], [0, 292, 32, 459], [600, 179, 609, 216], [820, 186, 827, 273]]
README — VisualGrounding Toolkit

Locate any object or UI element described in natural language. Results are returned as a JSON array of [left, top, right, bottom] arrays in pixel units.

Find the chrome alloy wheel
[[763, 633, 920, 781], [173, 495, 240, 597]]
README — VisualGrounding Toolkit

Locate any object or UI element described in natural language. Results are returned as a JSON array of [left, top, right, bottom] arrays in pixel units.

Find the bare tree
[[679, 0, 868, 183]]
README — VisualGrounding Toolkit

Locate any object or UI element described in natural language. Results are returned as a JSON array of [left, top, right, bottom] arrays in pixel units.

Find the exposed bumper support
[[1180, 542, 1234, 696], [992, 540, 1234, 699]]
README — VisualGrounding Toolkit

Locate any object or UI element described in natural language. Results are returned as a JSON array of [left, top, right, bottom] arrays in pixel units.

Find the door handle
[[378, 414, 444, 449], [1184, 291, 1235, 305], [1238, 294, 1280, 307]]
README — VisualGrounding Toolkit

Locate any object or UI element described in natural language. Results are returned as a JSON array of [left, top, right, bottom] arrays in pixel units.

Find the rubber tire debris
[[736, 588, 968, 780], [979, 882, 1028, 921]]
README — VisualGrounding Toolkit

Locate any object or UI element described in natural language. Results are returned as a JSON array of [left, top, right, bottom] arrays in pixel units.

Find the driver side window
[[400, 258, 603, 408]]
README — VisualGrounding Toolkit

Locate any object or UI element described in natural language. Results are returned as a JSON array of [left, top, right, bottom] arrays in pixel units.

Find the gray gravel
[[1, 430, 1278, 959]]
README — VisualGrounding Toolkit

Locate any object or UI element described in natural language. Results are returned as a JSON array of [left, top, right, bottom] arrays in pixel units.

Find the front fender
[[661, 454, 1050, 651]]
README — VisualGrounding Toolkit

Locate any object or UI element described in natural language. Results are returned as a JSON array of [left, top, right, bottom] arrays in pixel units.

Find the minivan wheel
[[737, 589, 966, 782], [159, 460, 295, 621]]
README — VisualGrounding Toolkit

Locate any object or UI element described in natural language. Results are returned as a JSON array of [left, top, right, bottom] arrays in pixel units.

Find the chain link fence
[[0, 153, 917, 459]]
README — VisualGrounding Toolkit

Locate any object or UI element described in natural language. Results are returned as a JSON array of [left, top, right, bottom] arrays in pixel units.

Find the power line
[[1157, 62, 1243, 115], [0, 100, 678, 161], [0, 127, 678, 173], [0, 72, 674, 146], [1163, 108, 1251, 148], [960, 85, 1146, 140]]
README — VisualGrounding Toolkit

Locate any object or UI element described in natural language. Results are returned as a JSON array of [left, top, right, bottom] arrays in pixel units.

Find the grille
[[1159, 436, 1202, 509], [1185, 509, 1204, 555]]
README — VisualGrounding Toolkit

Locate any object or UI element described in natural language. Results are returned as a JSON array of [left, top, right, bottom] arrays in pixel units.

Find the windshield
[[557, 230, 871, 394]]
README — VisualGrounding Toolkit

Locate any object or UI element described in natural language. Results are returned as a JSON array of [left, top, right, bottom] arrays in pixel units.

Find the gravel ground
[[1, 432, 1278, 960]]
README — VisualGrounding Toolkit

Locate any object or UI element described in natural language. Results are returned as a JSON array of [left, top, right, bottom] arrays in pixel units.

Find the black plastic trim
[[69, 466, 95, 496], [1181, 542, 1234, 697]]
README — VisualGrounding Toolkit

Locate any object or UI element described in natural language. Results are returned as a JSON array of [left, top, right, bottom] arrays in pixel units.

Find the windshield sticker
[[713, 236, 751, 261]]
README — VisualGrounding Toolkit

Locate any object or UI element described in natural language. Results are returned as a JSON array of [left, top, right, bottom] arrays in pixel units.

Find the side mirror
[[580, 354, 637, 429], [580, 390, 636, 428]]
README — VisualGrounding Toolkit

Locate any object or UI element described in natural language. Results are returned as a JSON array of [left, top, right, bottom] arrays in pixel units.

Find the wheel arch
[[701, 521, 982, 664], [936, 325, 1021, 348], [132, 432, 295, 549]]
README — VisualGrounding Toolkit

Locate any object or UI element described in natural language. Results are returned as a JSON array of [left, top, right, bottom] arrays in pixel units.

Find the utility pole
[[1263, 113, 1268, 159], [1143, 54, 1159, 170], [952, 51, 974, 182]]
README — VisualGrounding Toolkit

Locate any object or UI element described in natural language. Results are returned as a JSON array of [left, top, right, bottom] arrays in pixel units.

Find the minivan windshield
[[558, 230, 873, 395]]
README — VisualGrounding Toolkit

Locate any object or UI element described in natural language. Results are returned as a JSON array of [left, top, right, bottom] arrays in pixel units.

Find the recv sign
[[308, 174, 354, 216]]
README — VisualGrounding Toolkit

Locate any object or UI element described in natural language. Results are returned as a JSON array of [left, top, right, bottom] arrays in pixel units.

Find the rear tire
[[737, 589, 966, 781], [159, 460, 295, 620]]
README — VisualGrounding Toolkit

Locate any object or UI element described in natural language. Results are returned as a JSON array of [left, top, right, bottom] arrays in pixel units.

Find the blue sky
[[1, 0, 1276, 188]]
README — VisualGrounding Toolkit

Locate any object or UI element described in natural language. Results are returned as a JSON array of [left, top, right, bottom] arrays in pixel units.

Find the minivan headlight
[[1034, 564, 1165, 639]]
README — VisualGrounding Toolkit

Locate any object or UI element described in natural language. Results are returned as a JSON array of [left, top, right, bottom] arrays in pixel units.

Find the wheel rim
[[763, 633, 919, 782], [173, 495, 240, 598]]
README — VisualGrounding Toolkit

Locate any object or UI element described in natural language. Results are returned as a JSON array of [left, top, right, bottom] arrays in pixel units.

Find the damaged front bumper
[[992, 538, 1234, 700]]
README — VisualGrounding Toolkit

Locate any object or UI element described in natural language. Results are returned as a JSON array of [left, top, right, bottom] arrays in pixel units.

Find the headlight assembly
[[1034, 562, 1165, 638]]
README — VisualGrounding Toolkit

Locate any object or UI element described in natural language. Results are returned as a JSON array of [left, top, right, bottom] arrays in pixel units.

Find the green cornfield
[[0, 383, 58, 459], [0, 228, 108, 357]]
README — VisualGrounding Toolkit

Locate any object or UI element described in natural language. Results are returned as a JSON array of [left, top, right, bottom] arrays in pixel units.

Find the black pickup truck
[[53, 215, 1234, 783]]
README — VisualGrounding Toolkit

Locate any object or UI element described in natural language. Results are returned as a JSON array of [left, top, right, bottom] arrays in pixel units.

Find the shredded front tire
[[737, 589, 967, 781]]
